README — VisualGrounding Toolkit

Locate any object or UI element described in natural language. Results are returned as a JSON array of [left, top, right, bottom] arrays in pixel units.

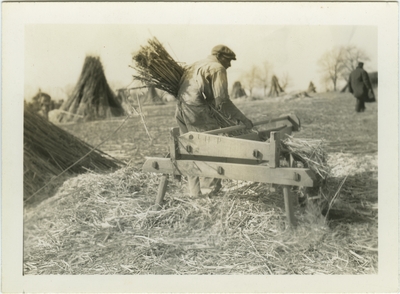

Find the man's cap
[[211, 45, 236, 60], [358, 61, 364, 66]]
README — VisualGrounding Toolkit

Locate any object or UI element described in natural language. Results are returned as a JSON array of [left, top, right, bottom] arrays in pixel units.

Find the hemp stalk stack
[[131, 37, 240, 129], [24, 109, 123, 203]]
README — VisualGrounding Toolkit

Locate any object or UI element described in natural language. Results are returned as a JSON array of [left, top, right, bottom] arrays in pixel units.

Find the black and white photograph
[[2, 2, 399, 293]]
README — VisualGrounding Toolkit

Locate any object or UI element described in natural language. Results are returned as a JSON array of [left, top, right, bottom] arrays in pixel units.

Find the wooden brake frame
[[142, 114, 314, 227]]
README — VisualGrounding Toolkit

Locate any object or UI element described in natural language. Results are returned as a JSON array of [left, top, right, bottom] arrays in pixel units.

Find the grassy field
[[24, 92, 378, 275]]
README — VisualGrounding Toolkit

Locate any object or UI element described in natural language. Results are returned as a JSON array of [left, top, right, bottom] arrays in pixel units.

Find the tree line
[[317, 45, 372, 92], [234, 44, 372, 98]]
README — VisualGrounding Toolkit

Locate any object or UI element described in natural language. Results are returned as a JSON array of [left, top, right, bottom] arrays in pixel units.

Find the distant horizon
[[25, 24, 377, 101]]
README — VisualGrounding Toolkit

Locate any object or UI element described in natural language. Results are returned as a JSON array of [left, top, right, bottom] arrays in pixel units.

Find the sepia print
[[3, 2, 398, 293]]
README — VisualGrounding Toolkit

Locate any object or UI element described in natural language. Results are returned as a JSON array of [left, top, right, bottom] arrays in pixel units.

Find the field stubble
[[24, 93, 378, 275]]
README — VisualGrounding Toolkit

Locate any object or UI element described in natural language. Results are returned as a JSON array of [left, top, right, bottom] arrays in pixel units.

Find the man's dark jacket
[[348, 66, 373, 101]]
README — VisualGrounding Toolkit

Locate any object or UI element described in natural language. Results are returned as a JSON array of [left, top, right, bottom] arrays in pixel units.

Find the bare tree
[[339, 45, 371, 92], [257, 61, 273, 97], [242, 65, 260, 98], [321, 77, 333, 92], [317, 47, 345, 91]]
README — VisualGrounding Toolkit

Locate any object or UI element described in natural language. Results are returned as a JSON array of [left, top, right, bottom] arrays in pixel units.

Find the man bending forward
[[175, 45, 253, 197]]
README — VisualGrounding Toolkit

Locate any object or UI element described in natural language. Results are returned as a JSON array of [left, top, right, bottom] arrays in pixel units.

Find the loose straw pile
[[280, 135, 330, 180], [24, 163, 377, 275]]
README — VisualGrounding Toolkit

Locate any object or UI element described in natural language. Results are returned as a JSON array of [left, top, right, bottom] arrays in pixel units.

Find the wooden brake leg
[[152, 174, 169, 211], [271, 131, 297, 227], [283, 185, 297, 227], [289, 154, 299, 207]]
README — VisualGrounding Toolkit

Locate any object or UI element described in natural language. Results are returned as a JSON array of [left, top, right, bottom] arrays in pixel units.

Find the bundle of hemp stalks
[[131, 37, 244, 130], [24, 109, 123, 203]]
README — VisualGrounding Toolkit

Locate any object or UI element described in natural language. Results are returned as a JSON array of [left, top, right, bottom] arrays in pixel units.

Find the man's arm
[[210, 68, 230, 105], [362, 70, 373, 90], [362, 70, 375, 99], [211, 69, 253, 128]]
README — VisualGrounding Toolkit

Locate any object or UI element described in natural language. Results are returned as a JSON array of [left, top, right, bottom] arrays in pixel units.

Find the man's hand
[[218, 100, 253, 128], [368, 89, 375, 99], [241, 118, 253, 129]]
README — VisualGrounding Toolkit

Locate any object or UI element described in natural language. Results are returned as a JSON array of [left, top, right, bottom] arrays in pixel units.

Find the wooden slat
[[177, 132, 276, 161], [233, 132, 263, 141], [283, 185, 297, 227], [179, 154, 263, 165], [204, 116, 291, 135], [169, 127, 180, 160], [202, 114, 300, 135], [268, 131, 280, 168], [153, 174, 169, 210], [233, 125, 289, 141], [142, 158, 315, 187]]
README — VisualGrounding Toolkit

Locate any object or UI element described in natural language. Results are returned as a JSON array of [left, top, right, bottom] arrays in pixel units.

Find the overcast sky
[[25, 24, 377, 100]]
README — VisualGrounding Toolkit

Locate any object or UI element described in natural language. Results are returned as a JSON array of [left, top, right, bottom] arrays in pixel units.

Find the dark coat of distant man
[[348, 62, 375, 112]]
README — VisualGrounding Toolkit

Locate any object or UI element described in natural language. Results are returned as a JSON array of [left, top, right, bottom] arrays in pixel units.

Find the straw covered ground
[[24, 92, 378, 275]]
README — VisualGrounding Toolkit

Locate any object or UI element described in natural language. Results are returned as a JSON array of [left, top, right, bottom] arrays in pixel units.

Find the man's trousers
[[175, 105, 222, 197]]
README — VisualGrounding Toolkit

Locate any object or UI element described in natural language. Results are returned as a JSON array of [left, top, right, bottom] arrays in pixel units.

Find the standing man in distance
[[175, 44, 253, 197], [348, 62, 375, 113]]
